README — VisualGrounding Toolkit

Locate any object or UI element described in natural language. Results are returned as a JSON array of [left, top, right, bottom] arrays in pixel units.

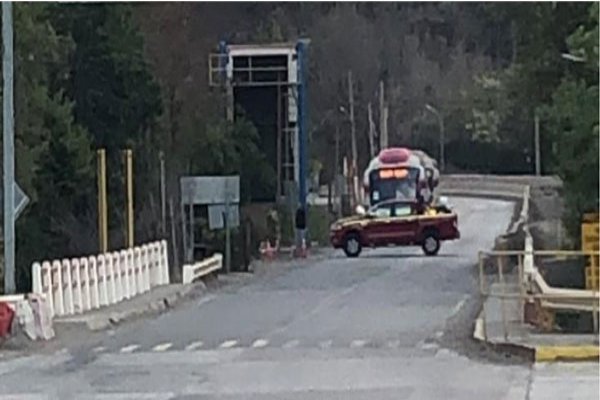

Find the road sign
[[180, 176, 240, 205], [0, 182, 30, 220], [14, 182, 29, 219], [207, 204, 240, 230]]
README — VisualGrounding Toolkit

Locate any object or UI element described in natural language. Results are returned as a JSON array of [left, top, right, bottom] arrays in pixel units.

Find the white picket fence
[[182, 253, 223, 284], [31, 240, 170, 319]]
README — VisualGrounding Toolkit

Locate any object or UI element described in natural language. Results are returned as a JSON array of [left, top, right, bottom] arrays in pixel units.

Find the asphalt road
[[0, 198, 597, 399]]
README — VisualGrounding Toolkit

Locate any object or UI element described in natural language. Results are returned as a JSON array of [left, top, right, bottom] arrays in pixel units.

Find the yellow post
[[498, 256, 509, 341], [124, 149, 134, 248], [97, 149, 108, 253], [517, 254, 525, 323]]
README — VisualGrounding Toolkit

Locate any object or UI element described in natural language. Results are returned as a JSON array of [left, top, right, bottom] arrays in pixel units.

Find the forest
[[4, 2, 598, 291]]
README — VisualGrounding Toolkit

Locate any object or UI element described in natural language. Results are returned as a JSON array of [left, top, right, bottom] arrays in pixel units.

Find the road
[[0, 198, 597, 399]]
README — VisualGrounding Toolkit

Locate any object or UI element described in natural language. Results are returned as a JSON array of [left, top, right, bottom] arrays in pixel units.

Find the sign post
[[3, 2, 16, 294], [180, 176, 240, 272], [224, 195, 231, 274]]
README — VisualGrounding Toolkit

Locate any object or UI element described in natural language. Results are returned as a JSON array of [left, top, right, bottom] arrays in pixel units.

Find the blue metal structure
[[296, 39, 309, 212]]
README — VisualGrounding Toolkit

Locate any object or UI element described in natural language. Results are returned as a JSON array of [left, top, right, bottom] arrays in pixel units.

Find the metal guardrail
[[438, 174, 561, 200], [479, 249, 600, 339], [477, 184, 599, 340], [31, 241, 170, 319], [182, 254, 223, 284]]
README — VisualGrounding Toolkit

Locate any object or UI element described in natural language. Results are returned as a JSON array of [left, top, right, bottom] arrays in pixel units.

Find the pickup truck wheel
[[343, 233, 362, 258], [422, 233, 440, 256]]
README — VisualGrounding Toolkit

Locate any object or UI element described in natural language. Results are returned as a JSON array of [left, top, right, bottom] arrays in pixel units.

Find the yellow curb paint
[[535, 345, 600, 362]]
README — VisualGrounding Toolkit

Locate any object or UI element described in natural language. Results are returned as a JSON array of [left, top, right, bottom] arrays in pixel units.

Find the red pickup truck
[[329, 199, 460, 257]]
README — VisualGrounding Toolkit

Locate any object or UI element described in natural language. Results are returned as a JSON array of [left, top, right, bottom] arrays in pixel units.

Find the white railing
[[31, 240, 170, 318], [182, 253, 223, 284]]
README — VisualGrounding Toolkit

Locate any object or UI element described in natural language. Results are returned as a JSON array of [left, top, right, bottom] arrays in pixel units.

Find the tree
[[11, 4, 95, 291], [49, 3, 163, 245], [542, 3, 599, 239]]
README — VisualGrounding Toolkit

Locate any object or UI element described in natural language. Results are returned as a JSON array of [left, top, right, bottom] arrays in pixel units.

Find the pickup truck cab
[[330, 199, 460, 257]]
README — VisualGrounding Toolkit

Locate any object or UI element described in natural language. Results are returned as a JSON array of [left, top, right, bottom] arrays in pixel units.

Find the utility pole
[[425, 104, 445, 172], [379, 80, 388, 150], [367, 103, 376, 158], [159, 151, 166, 237], [347, 71, 358, 205], [2, 1, 14, 293], [334, 123, 340, 213], [534, 112, 541, 176]]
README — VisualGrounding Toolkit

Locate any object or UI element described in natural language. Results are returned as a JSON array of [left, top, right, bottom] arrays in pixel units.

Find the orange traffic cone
[[265, 240, 274, 261]]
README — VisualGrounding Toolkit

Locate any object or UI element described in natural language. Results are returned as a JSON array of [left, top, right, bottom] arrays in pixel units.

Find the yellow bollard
[[97, 149, 108, 253]]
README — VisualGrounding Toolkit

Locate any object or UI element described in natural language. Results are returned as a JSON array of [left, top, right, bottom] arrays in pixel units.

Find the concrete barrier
[[438, 174, 561, 200], [31, 240, 170, 319], [182, 254, 223, 284]]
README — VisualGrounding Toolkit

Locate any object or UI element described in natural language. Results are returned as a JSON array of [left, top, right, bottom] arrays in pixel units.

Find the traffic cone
[[265, 240, 274, 261]]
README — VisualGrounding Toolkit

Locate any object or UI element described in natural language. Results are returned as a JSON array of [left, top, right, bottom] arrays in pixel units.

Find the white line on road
[[92, 346, 106, 353], [450, 295, 469, 318], [219, 340, 238, 349], [282, 340, 300, 349], [78, 393, 176, 400], [350, 340, 367, 348], [251, 339, 269, 348], [318, 340, 332, 349], [152, 342, 173, 352], [387, 340, 400, 349], [185, 341, 204, 351], [267, 284, 360, 337], [119, 344, 140, 354]]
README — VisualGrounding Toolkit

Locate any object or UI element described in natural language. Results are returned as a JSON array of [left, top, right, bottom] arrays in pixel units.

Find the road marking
[[152, 342, 173, 352], [387, 340, 400, 349], [282, 340, 300, 349], [318, 340, 332, 349], [119, 344, 139, 354], [350, 339, 367, 348], [0, 395, 49, 400], [219, 340, 238, 349], [78, 393, 176, 400], [92, 346, 106, 353], [251, 339, 268, 348], [267, 284, 360, 337], [450, 295, 469, 317], [185, 341, 204, 351]]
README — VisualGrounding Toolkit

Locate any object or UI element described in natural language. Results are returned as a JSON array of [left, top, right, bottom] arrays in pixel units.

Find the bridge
[[0, 174, 596, 399]]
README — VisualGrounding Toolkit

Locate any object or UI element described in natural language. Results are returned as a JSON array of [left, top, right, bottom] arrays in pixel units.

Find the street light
[[425, 104, 445, 172]]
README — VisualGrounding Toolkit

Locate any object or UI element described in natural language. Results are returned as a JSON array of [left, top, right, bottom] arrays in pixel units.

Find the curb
[[472, 317, 599, 363], [55, 283, 203, 331], [535, 345, 599, 362]]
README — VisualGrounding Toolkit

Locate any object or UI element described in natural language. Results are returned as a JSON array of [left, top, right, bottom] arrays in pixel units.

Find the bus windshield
[[368, 168, 420, 205]]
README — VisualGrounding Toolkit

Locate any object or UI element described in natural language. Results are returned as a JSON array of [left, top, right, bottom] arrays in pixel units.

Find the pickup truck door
[[363, 203, 394, 245], [389, 203, 419, 245]]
